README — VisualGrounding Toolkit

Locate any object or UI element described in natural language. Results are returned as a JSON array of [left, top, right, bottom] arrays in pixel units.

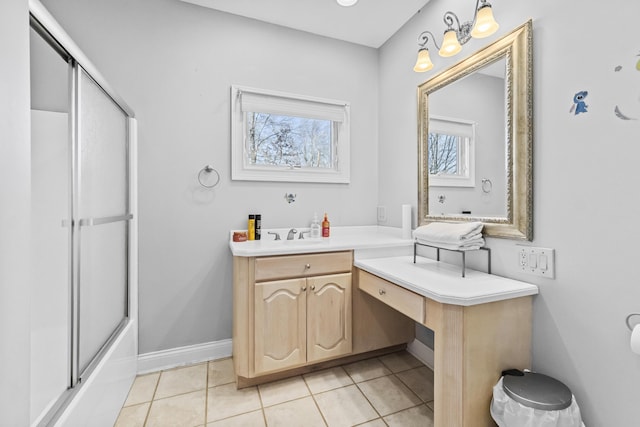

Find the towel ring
[[625, 313, 640, 331], [482, 178, 493, 194], [198, 165, 220, 188]]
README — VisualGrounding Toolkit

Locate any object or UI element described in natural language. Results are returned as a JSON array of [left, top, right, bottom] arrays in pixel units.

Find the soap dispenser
[[310, 213, 321, 238]]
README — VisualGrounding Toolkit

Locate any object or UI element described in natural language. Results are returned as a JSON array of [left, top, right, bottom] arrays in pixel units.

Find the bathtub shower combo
[[29, 1, 138, 425]]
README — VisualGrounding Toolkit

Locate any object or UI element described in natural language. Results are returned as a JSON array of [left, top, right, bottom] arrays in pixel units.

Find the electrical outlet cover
[[516, 245, 555, 279]]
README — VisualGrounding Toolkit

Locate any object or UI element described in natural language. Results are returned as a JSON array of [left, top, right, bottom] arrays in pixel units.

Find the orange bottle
[[321, 213, 330, 238]]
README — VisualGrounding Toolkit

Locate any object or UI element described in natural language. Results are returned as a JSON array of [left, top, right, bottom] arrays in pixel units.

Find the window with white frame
[[231, 85, 350, 183], [428, 116, 476, 187]]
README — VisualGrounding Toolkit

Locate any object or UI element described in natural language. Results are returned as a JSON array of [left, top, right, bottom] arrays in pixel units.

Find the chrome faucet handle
[[299, 231, 310, 240], [286, 228, 298, 240], [267, 231, 281, 240]]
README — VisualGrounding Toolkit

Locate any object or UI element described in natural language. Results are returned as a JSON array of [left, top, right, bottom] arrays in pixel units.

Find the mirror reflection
[[428, 57, 507, 218]]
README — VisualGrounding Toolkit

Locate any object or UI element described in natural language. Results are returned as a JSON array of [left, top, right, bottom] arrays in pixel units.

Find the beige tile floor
[[115, 351, 435, 427]]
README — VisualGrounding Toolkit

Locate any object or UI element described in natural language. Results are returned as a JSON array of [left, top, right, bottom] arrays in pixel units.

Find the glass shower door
[[75, 67, 130, 380]]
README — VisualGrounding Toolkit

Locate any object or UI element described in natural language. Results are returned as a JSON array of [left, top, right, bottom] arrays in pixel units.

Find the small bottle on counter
[[310, 213, 321, 238], [248, 214, 255, 240], [255, 214, 261, 240], [232, 231, 247, 242], [322, 212, 330, 238]]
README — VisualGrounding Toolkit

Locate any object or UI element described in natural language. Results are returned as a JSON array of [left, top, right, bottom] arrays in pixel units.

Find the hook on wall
[[482, 178, 493, 193], [284, 193, 297, 204]]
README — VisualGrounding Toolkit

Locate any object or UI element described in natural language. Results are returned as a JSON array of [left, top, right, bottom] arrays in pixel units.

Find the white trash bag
[[490, 377, 585, 427]]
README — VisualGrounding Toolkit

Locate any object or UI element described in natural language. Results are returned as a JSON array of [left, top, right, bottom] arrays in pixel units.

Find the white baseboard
[[407, 338, 434, 370], [137, 339, 232, 374], [137, 338, 430, 375]]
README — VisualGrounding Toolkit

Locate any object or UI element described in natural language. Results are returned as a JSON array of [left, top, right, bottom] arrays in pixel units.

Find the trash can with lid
[[490, 371, 585, 427]]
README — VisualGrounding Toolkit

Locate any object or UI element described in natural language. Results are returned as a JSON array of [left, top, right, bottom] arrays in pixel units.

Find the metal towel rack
[[413, 241, 491, 278], [198, 165, 220, 188]]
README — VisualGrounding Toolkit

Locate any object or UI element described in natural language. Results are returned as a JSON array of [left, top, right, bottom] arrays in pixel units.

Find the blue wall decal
[[570, 91, 589, 115]]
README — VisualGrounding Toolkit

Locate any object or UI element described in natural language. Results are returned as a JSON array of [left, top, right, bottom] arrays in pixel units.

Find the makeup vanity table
[[355, 255, 537, 427]]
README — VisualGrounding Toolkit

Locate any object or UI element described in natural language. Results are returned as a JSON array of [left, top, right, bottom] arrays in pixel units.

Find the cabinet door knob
[[302, 286, 307, 291], [305, 263, 311, 269], [311, 285, 316, 291], [379, 289, 386, 296]]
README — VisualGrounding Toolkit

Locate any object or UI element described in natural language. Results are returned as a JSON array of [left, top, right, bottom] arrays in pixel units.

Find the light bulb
[[471, 4, 499, 38], [439, 29, 462, 57], [413, 49, 434, 72]]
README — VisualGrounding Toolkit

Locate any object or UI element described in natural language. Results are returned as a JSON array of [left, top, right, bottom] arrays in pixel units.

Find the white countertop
[[229, 226, 413, 257], [229, 225, 538, 306], [354, 256, 538, 306]]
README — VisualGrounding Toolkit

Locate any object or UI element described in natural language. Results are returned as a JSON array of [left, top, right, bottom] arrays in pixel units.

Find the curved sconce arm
[[443, 0, 486, 45], [417, 30, 440, 50], [442, 11, 462, 31]]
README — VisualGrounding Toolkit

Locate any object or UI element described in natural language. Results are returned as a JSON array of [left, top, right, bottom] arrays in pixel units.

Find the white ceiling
[[179, 0, 431, 48]]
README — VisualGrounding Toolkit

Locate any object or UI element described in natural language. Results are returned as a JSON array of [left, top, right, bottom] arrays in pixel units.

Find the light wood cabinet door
[[307, 273, 352, 363], [254, 278, 307, 374]]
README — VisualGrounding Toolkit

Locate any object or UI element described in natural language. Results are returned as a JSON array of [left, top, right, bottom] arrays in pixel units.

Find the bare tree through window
[[247, 112, 332, 169], [428, 132, 460, 175]]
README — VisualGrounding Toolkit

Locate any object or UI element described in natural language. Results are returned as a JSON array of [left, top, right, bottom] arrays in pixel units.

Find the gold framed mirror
[[418, 20, 533, 240]]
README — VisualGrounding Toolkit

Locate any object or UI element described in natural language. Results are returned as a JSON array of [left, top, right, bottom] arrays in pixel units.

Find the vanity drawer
[[254, 251, 352, 282], [358, 270, 424, 323]]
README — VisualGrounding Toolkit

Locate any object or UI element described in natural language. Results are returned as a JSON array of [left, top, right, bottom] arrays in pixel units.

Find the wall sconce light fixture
[[336, 0, 358, 7], [413, 0, 499, 72]]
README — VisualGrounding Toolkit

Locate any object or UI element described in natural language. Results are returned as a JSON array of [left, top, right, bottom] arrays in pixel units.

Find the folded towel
[[415, 236, 485, 251], [413, 221, 484, 245]]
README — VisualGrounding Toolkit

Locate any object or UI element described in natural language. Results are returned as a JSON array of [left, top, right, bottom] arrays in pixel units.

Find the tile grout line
[[204, 361, 210, 425], [302, 373, 330, 427], [342, 359, 393, 422], [142, 371, 161, 427], [353, 379, 385, 422], [353, 370, 432, 423], [255, 376, 270, 426], [378, 353, 437, 419]]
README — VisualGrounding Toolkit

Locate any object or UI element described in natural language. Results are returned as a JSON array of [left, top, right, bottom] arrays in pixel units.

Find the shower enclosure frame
[[30, 1, 138, 425]]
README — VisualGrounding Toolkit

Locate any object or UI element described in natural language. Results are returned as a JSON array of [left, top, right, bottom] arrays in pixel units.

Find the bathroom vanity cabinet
[[230, 227, 538, 426], [232, 250, 415, 387]]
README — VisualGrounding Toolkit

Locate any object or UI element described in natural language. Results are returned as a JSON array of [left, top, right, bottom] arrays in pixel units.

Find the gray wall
[[378, 0, 640, 424], [0, 0, 31, 424], [42, 0, 380, 354]]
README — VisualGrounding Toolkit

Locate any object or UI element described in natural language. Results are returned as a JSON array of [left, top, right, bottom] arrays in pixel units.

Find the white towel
[[415, 236, 485, 251], [413, 221, 484, 245]]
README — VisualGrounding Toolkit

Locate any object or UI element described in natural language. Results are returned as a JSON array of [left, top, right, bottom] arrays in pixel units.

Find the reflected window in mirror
[[428, 116, 475, 188]]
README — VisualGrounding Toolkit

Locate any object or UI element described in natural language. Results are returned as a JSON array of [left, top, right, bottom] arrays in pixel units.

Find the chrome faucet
[[287, 228, 298, 240], [268, 231, 281, 240], [298, 231, 310, 240]]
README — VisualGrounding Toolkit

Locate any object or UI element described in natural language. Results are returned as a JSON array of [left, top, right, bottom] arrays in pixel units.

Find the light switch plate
[[516, 245, 555, 279]]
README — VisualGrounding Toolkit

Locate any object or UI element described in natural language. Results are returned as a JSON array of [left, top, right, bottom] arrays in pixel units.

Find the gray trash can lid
[[502, 372, 573, 411]]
